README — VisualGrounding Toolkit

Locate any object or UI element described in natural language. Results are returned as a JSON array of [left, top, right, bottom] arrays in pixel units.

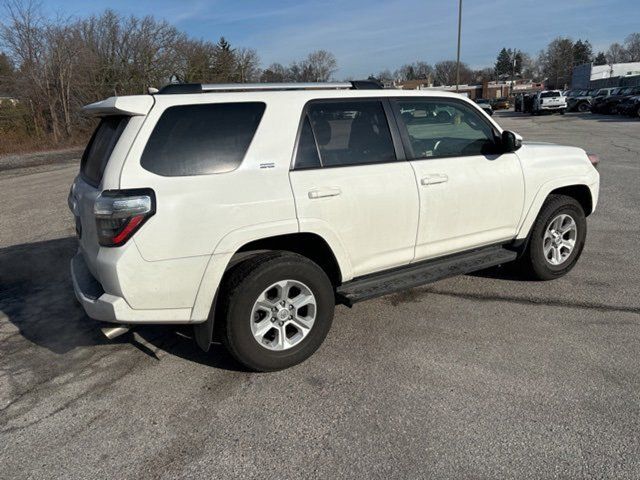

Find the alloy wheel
[[250, 280, 316, 351], [543, 214, 578, 266]]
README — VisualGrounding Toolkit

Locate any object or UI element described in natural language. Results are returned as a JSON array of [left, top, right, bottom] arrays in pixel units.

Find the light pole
[[455, 0, 462, 92]]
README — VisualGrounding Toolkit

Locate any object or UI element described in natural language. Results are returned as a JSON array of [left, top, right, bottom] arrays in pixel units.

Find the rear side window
[[81, 115, 129, 186], [540, 91, 560, 98], [294, 116, 322, 169], [141, 102, 265, 176], [304, 100, 396, 167]]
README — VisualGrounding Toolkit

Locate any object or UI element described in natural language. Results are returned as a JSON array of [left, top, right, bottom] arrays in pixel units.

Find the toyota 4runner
[[69, 82, 600, 371]]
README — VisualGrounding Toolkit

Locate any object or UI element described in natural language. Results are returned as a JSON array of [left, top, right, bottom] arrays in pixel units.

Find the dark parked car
[[515, 92, 539, 112], [590, 87, 624, 114], [474, 98, 493, 116], [595, 86, 640, 114], [514, 93, 525, 112], [616, 94, 640, 117], [591, 87, 619, 113], [566, 89, 598, 112]]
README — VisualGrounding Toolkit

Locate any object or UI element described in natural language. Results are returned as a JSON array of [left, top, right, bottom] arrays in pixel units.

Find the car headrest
[[312, 118, 331, 146]]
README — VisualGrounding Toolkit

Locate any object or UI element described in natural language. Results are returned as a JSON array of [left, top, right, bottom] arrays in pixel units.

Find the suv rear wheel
[[219, 251, 335, 371], [517, 194, 587, 280]]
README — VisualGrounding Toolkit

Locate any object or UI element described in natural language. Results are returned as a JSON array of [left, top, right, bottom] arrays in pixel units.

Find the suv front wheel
[[219, 251, 335, 371], [517, 194, 587, 280]]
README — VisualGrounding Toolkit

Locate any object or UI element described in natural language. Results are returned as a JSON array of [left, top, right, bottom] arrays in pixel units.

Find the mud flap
[[193, 292, 217, 352]]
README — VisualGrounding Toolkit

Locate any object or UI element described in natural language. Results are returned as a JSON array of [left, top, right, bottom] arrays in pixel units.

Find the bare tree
[[258, 51, 338, 83], [396, 61, 433, 81], [434, 60, 471, 86], [371, 68, 394, 84], [606, 42, 628, 64], [260, 62, 288, 82], [304, 50, 337, 82], [624, 33, 640, 62], [540, 37, 575, 88], [173, 38, 216, 83], [235, 47, 260, 82]]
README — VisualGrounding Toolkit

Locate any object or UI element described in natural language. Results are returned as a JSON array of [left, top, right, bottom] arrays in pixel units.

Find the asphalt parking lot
[[1, 111, 639, 479]]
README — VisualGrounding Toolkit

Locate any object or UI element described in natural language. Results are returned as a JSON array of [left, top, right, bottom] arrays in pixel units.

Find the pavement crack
[[610, 141, 640, 156]]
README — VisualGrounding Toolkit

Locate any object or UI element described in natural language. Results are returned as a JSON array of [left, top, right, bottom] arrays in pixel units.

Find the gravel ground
[[0, 111, 639, 479]]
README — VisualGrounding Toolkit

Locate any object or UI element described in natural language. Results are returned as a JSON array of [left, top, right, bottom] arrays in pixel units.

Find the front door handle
[[421, 174, 449, 186], [308, 187, 342, 199]]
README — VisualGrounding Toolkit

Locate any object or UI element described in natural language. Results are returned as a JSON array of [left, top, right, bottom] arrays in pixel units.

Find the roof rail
[[157, 81, 383, 95]]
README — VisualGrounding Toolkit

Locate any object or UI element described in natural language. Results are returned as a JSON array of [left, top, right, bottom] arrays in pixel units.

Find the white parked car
[[532, 90, 567, 115], [69, 82, 600, 371]]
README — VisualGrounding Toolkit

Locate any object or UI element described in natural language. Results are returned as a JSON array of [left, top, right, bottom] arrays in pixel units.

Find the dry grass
[[0, 130, 88, 157]]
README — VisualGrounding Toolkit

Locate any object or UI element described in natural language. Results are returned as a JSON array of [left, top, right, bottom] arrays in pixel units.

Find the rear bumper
[[539, 104, 566, 111], [71, 251, 193, 324]]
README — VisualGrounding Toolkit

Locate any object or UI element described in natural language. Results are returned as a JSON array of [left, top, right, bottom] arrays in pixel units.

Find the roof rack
[[157, 80, 383, 95]]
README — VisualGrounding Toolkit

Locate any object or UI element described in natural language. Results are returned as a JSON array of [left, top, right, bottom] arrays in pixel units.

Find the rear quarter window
[[81, 115, 130, 186], [141, 102, 265, 176]]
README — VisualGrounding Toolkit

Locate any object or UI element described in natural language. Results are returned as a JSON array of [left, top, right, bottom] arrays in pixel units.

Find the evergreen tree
[[213, 36, 237, 82], [593, 52, 607, 66], [573, 39, 593, 65], [0, 52, 14, 93], [514, 50, 523, 75], [495, 48, 512, 77]]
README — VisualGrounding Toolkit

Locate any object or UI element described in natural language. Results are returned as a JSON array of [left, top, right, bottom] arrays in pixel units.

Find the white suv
[[532, 90, 568, 115], [69, 81, 600, 371]]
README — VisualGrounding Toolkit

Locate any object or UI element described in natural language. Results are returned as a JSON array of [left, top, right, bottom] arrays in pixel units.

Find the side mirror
[[501, 130, 522, 152]]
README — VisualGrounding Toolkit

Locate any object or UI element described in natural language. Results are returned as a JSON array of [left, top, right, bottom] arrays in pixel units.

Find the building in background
[[572, 62, 640, 89], [393, 79, 543, 100]]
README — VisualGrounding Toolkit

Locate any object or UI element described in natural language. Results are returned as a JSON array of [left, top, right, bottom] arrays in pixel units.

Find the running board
[[336, 245, 517, 307]]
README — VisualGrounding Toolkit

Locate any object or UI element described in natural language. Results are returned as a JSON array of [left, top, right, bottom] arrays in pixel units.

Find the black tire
[[517, 194, 587, 280], [577, 102, 590, 113], [218, 251, 334, 372], [560, 109, 565, 115]]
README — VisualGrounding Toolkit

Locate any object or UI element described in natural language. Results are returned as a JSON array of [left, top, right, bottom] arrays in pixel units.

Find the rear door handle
[[308, 187, 342, 199], [421, 174, 449, 186]]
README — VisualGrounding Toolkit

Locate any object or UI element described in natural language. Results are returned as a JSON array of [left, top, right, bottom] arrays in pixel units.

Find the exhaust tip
[[101, 325, 132, 340]]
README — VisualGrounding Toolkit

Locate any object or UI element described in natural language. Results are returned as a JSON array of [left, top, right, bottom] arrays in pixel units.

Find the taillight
[[93, 189, 155, 247]]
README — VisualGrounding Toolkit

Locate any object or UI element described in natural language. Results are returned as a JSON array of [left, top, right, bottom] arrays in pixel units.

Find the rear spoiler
[[82, 95, 154, 117]]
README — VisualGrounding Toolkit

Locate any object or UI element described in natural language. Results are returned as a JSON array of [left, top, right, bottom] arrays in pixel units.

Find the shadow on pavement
[[492, 110, 523, 118], [468, 263, 533, 281], [0, 237, 244, 371]]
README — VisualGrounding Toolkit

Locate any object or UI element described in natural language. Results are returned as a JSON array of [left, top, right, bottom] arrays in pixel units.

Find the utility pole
[[510, 48, 517, 97], [455, 0, 462, 92]]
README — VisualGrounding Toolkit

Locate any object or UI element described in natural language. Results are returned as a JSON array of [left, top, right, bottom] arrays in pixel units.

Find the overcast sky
[[10, 0, 640, 78]]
